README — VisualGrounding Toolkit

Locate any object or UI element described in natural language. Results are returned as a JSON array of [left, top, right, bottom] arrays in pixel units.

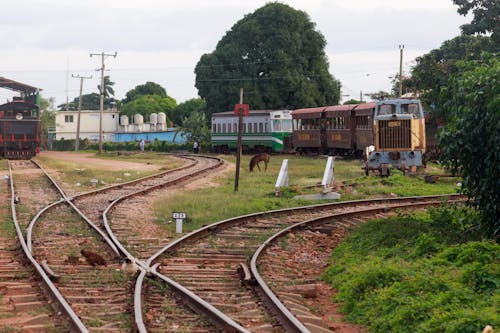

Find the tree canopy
[[402, 35, 496, 110], [195, 2, 341, 116], [171, 98, 206, 126], [438, 54, 500, 239], [122, 81, 167, 104], [453, 0, 500, 45]]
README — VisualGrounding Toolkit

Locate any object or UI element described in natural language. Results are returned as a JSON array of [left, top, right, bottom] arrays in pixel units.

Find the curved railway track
[[128, 194, 465, 332], [7, 155, 224, 332], [6, 154, 466, 333]]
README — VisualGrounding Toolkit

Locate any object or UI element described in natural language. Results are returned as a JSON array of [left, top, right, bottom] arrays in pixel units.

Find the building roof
[[0, 76, 41, 94]]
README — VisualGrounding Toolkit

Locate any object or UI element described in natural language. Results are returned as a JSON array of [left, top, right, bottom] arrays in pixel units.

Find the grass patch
[[321, 207, 499, 333], [153, 155, 460, 232]]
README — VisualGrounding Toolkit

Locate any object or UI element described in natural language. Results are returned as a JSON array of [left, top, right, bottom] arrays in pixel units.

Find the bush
[[321, 208, 500, 333]]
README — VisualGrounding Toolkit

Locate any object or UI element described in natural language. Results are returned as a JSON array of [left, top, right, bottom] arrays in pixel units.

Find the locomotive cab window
[[402, 103, 421, 118], [379, 104, 396, 115]]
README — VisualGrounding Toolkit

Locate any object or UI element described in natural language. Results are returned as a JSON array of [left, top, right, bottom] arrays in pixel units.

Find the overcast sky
[[0, 0, 469, 107]]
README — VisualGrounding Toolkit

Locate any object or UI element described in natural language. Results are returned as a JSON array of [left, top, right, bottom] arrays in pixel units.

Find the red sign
[[234, 104, 250, 116]]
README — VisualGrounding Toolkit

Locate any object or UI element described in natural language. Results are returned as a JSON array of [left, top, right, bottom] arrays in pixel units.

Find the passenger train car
[[211, 109, 293, 153], [0, 97, 41, 159], [291, 102, 376, 155]]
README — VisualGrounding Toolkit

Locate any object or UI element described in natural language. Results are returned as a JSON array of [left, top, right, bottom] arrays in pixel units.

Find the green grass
[[153, 155, 460, 233], [321, 207, 499, 333]]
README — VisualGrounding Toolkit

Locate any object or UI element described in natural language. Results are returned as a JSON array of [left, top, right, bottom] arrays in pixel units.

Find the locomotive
[[291, 98, 427, 175], [0, 77, 42, 159], [364, 99, 426, 176], [0, 97, 41, 159]]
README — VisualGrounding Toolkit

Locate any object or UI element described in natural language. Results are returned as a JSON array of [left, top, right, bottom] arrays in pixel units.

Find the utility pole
[[71, 74, 92, 152], [360, 90, 363, 102], [234, 88, 244, 192], [90, 51, 117, 153], [399, 44, 404, 97]]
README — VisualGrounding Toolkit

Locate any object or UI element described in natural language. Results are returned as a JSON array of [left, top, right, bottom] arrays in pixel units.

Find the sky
[[0, 0, 470, 107]]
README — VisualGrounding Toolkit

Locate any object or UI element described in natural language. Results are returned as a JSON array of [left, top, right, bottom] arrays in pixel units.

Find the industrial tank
[[133, 114, 144, 125], [120, 115, 129, 126], [157, 112, 166, 124], [150, 113, 158, 125]]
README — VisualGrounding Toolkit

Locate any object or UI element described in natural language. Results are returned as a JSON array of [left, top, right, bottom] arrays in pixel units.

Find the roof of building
[[0, 76, 41, 94]]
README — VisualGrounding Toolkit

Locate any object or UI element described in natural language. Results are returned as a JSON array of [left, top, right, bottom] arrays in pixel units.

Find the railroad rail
[[7, 160, 88, 332], [8, 155, 224, 332], [132, 194, 465, 332], [6, 155, 466, 333]]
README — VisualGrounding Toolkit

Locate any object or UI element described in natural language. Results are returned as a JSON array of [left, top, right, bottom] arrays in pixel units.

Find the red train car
[[291, 103, 376, 155]]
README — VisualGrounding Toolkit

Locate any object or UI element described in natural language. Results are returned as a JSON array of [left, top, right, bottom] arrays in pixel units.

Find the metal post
[[90, 51, 117, 154], [234, 88, 244, 192], [399, 44, 404, 97], [72, 74, 92, 152]]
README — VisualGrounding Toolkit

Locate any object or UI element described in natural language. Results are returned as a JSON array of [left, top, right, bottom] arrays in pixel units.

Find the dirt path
[[38, 151, 164, 171]]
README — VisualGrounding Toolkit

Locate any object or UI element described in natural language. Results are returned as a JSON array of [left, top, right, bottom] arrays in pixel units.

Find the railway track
[[15, 154, 224, 332], [4, 160, 83, 332], [5, 154, 466, 333], [133, 194, 465, 332]]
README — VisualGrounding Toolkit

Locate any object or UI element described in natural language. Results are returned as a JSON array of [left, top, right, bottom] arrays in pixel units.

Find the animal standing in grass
[[249, 153, 270, 172]]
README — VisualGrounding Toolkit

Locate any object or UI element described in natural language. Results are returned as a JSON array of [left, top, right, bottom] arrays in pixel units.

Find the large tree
[[195, 2, 341, 116], [439, 54, 500, 239], [453, 0, 500, 45]]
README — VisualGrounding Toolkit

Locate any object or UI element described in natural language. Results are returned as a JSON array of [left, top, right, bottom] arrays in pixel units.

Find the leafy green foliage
[[439, 54, 500, 239], [195, 2, 341, 116], [453, 0, 500, 45], [322, 209, 499, 333], [406, 35, 497, 109], [121, 82, 167, 104], [58, 92, 101, 111], [39, 96, 56, 150], [171, 98, 206, 126]]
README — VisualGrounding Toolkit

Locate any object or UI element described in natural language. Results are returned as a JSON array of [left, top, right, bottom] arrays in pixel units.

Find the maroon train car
[[291, 103, 376, 155]]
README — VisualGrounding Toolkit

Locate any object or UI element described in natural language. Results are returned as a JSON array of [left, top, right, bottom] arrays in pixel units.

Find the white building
[[55, 109, 119, 141]]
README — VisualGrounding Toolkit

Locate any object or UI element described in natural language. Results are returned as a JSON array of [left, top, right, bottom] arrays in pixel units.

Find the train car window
[[379, 104, 395, 115], [64, 115, 74, 123], [402, 104, 420, 118], [273, 119, 282, 131], [283, 119, 292, 131]]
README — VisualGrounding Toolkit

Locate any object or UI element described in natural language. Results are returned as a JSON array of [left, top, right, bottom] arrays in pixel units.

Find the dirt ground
[[38, 151, 164, 172]]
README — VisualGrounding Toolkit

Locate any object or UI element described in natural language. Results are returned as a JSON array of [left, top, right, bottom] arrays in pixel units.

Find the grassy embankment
[[322, 209, 499, 333]]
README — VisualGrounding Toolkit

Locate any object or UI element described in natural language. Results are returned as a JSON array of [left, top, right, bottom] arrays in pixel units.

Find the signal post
[[234, 88, 249, 192]]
